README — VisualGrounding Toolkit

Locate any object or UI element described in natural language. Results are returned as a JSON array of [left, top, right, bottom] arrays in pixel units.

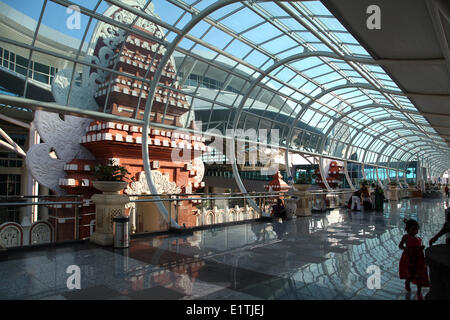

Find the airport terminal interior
[[0, 0, 450, 301]]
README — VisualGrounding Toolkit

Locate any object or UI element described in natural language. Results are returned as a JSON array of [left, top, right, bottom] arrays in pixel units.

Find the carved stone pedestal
[[398, 188, 407, 199], [293, 191, 312, 217], [387, 186, 399, 201], [90, 193, 130, 246], [284, 197, 297, 220]]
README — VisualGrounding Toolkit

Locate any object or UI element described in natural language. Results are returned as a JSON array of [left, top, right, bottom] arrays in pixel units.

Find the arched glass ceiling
[[0, 0, 449, 173]]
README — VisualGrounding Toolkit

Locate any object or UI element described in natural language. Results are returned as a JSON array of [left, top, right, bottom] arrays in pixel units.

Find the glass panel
[[347, 161, 363, 188], [292, 154, 323, 188], [378, 168, 390, 187], [322, 158, 345, 190], [364, 164, 378, 185], [406, 161, 418, 185]]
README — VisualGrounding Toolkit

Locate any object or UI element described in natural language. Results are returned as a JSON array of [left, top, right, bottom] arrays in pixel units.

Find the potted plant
[[360, 179, 370, 187], [294, 174, 312, 191], [92, 160, 130, 193], [389, 180, 398, 189]]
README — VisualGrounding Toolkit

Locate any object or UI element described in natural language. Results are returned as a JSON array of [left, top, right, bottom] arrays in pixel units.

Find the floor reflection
[[0, 198, 447, 300]]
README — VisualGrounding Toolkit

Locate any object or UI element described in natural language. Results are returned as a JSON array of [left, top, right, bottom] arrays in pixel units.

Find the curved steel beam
[[343, 118, 416, 161], [141, 0, 243, 226], [229, 50, 395, 195], [342, 117, 449, 164], [424, 156, 447, 178], [285, 82, 447, 180], [343, 160, 356, 191], [422, 153, 450, 171], [377, 145, 444, 180], [318, 104, 442, 156], [391, 145, 449, 171], [369, 131, 448, 166], [387, 144, 443, 166]]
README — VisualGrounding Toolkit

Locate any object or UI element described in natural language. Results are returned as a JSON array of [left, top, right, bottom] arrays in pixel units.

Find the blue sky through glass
[[1, 0, 443, 153]]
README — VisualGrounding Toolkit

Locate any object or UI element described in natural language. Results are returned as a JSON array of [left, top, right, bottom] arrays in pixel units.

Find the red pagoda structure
[[314, 161, 345, 189], [47, 10, 208, 240], [265, 171, 290, 193]]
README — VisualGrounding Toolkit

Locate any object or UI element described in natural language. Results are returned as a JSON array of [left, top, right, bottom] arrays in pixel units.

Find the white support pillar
[[23, 123, 40, 226]]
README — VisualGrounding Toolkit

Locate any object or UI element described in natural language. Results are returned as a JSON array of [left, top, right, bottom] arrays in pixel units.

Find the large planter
[[90, 191, 130, 246], [387, 185, 399, 201], [294, 184, 310, 191], [284, 197, 298, 220], [92, 181, 128, 194]]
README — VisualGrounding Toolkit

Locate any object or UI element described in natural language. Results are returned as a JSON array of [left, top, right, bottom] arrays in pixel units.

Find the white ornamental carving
[[88, 5, 174, 81], [191, 157, 205, 183], [125, 171, 181, 195], [26, 111, 94, 194], [121, 0, 152, 10], [27, 2, 180, 194], [0, 223, 23, 248], [175, 273, 193, 296], [30, 222, 52, 245], [52, 69, 99, 112]]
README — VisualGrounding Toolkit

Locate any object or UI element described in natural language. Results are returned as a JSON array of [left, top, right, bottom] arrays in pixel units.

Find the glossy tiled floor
[[1, 197, 448, 300]]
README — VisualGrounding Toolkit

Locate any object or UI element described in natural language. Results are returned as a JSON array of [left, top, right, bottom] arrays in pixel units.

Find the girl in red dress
[[398, 219, 430, 300]]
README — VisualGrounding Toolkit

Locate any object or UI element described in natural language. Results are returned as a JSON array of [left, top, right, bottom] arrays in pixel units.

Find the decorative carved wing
[[125, 171, 181, 195], [192, 157, 205, 183], [26, 143, 67, 194]]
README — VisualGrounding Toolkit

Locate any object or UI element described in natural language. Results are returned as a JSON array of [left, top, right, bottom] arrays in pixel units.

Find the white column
[[23, 123, 40, 226]]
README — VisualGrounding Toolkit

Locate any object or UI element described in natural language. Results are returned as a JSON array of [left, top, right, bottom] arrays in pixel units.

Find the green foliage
[[361, 179, 370, 186], [92, 160, 130, 182], [295, 173, 312, 184]]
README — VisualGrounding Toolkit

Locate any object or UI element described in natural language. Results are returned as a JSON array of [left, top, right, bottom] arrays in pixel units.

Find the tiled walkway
[[0, 197, 448, 300]]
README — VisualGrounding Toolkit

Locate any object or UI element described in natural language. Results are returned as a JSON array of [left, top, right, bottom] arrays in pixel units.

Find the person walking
[[361, 184, 372, 210], [374, 184, 385, 212], [370, 184, 376, 209], [351, 190, 362, 212], [272, 198, 287, 220]]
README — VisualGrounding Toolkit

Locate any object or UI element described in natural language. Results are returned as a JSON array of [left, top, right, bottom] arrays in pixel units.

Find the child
[[272, 198, 287, 220], [398, 218, 429, 300]]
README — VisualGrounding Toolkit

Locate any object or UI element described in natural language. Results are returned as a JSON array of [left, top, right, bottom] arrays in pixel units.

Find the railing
[[0, 192, 285, 249], [0, 201, 81, 249], [127, 192, 284, 234], [309, 189, 354, 211], [0, 189, 368, 249]]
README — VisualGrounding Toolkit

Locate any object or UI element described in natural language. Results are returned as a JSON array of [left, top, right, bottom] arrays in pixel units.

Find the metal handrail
[[0, 194, 284, 207], [309, 190, 354, 194], [0, 201, 84, 206], [130, 194, 282, 203], [125, 191, 287, 197], [0, 195, 83, 199], [0, 191, 359, 207], [0, 192, 285, 199]]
